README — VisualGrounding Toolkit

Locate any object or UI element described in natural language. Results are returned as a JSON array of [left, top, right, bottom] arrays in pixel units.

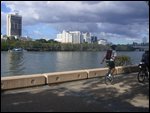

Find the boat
[[8, 48, 24, 52]]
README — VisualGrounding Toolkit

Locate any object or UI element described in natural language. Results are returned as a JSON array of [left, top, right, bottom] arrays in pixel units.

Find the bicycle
[[137, 62, 149, 83]]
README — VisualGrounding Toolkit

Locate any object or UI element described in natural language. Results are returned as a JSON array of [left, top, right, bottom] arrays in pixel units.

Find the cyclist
[[141, 50, 149, 71], [101, 45, 117, 77]]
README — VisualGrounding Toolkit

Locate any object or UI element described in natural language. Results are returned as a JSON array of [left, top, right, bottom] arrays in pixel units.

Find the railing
[[1, 65, 139, 91]]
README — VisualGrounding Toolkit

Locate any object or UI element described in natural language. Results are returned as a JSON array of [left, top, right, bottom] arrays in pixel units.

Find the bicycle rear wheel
[[137, 70, 145, 82]]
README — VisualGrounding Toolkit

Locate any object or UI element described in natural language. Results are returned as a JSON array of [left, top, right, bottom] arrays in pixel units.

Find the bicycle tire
[[137, 70, 145, 82]]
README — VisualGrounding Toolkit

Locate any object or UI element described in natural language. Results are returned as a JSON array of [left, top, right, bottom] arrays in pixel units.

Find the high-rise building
[[7, 13, 22, 37], [61, 30, 73, 43], [91, 36, 97, 43], [82, 32, 91, 43], [70, 31, 81, 44], [56, 30, 93, 44], [56, 30, 82, 44]]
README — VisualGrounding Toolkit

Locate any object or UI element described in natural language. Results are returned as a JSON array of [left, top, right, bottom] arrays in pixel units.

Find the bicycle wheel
[[137, 70, 145, 82], [105, 74, 113, 85]]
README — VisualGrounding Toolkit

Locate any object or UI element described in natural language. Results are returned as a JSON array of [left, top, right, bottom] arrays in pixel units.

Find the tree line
[[1, 39, 136, 51]]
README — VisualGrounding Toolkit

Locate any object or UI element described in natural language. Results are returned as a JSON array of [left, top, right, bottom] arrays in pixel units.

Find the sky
[[1, 1, 149, 44]]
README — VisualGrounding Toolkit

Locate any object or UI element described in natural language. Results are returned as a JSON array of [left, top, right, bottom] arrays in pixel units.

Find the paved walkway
[[1, 72, 149, 112]]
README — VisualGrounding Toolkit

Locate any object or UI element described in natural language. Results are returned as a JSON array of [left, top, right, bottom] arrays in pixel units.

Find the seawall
[[1, 65, 139, 90]]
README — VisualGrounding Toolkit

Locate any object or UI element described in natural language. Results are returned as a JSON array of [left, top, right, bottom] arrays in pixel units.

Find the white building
[[98, 39, 108, 45], [19, 36, 32, 41], [1, 34, 3, 39], [61, 30, 72, 43], [55, 33, 62, 42], [57, 33, 62, 39], [1, 34, 7, 40], [55, 38, 62, 42], [70, 31, 81, 44], [82, 32, 91, 43], [56, 30, 84, 44]]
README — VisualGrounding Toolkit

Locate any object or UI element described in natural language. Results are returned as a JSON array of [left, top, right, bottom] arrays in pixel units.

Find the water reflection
[[1, 51, 144, 77], [55, 52, 103, 71], [8, 52, 25, 76]]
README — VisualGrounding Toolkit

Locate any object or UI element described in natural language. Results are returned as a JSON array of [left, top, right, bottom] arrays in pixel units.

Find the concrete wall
[[86, 67, 118, 78], [1, 74, 46, 90], [87, 68, 107, 78], [1, 65, 138, 90], [43, 70, 88, 84], [116, 65, 139, 74]]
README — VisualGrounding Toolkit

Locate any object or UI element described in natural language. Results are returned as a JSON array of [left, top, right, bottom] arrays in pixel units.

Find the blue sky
[[1, 2, 11, 12], [1, 1, 149, 44]]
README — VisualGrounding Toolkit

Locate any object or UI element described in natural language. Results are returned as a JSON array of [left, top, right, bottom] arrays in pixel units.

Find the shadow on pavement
[[1, 73, 149, 112]]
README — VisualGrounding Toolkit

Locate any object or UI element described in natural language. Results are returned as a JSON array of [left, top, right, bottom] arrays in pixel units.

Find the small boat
[[8, 48, 24, 52]]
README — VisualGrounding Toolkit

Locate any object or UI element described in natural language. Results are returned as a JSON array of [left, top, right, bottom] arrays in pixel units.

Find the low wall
[[86, 68, 107, 78], [1, 74, 46, 90], [1, 65, 138, 90], [116, 65, 139, 74], [43, 70, 88, 84]]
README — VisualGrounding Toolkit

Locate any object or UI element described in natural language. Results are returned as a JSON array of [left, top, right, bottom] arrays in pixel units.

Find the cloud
[[3, 1, 148, 24], [1, 1, 149, 43], [1, 12, 6, 26]]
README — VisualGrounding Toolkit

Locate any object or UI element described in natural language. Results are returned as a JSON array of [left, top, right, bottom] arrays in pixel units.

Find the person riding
[[101, 45, 117, 76], [141, 50, 149, 71]]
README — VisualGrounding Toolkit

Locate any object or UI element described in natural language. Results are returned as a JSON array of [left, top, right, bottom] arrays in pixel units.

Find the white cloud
[[1, 1, 149, 43]]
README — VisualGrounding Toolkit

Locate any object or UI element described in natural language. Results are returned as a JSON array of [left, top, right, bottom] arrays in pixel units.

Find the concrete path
[[1, 72, 149, 112]]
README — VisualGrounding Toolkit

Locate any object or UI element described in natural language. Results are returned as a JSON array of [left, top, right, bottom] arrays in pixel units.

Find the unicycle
[[105, 69, 114, 85]]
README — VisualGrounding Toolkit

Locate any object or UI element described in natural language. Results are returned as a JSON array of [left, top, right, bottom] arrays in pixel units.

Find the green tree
[[115, 55, 132, 66], [35, 39, 47, 43]]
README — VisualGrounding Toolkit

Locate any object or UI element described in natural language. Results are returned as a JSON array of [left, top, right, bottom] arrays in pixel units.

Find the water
[[1, 51, 144, 77]]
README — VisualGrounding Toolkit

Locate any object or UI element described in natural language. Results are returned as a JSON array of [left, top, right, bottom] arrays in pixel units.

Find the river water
[[1, 51, 144, 77]]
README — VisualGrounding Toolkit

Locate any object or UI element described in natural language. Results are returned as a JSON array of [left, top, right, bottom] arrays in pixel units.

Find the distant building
[[7, 13, 22, 37], [98, 39, 108, 45], [82, 32, 91, 43], [1, 34, 3, 39], [1, 34, 7, 41], [91, 36, 97, 43], [61, 30, 72, 43], [19, 36, 32, 41], [55, 30, 94, 44], [55, 38, 62, 42], [56, 33, 62, 42], [56, 30, 84, 44], [70, 31, 82, 44]]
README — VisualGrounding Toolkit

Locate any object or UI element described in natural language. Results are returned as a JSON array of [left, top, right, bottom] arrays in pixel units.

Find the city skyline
[[1, 1, 149, 44]]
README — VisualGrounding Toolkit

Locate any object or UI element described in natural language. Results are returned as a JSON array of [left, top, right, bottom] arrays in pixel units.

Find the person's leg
[[111, 68, 116, 74], [110, 61, 116, 75]]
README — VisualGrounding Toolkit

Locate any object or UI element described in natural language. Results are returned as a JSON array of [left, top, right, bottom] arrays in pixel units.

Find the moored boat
[[8, 48, 24, 52]]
